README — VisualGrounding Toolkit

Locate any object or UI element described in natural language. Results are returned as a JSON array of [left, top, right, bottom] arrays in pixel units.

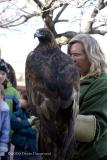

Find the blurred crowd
[[0, 58, 39, 160]]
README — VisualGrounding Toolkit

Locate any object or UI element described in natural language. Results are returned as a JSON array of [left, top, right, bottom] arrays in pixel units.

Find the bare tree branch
[[0, 0, 11, 2], [54, 3, 69, 23], [91, 28, 107, 35], [0, 13, 40, 28], [76, 0, 90, 8], [55, 19, 68, 22], [83, 0, 107, 33], [97, 0, 107, 10], [9, 1, 33, 15], [45, 0, 56, 8], [33, 0, 44, 9]]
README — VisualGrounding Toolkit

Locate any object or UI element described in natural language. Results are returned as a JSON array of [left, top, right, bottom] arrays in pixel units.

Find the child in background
[[0, 84, 10, 160], [0, 59, 20, 113], [11, 91, 39, 160]]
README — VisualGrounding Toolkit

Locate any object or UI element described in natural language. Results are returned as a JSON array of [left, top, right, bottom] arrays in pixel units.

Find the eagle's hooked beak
[[34, 31, 43, 38], [34, 31, 38, 38]]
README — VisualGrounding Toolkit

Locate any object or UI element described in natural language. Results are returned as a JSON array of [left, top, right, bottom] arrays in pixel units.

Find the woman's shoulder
[[80, 73, 107, 97], [95, 73, 107, 86], [81, 73, 107, 86]]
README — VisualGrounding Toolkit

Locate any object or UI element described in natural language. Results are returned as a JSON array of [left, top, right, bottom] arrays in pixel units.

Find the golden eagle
[[25, 28, 79, 160]]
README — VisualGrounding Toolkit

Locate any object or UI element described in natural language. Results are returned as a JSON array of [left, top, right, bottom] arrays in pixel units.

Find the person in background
[[6, 62, 17, 89], [0, 59, 20, 160], [11, 91, 40, 160], [0, 84, 10, 160], [67, 33, 107, 160], [0, 59, 19, 113]]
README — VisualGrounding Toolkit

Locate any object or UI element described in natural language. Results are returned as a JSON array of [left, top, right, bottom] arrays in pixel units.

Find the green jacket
[[75, 73, 107, 160], [4, 82, 20, 113]]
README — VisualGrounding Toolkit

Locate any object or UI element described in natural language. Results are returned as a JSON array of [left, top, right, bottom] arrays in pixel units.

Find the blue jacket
[[0, 100, 10, 153], [11, 107, 38, 153]]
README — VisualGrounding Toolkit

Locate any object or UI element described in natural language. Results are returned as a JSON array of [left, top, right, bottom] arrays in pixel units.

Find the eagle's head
[[34, 28, 55, 43]]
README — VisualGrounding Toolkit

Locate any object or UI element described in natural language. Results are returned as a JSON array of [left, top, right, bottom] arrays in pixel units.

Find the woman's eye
[[73, 53, 83, 57]]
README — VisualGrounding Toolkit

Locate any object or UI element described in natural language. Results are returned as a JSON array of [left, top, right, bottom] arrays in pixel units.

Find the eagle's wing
[[25, 48, 79, 117]]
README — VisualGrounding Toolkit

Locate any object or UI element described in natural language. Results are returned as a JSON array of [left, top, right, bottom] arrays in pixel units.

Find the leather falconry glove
[[75, 114, 96, 142]]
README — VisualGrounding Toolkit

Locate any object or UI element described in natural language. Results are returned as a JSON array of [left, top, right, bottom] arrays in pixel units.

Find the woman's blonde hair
[[67, 33, 106, 76]]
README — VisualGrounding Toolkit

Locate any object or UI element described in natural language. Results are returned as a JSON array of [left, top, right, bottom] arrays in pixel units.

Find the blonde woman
[[68, 34, 107, 160]]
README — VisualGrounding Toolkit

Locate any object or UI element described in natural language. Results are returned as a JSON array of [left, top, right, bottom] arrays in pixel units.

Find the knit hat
[[0, 60, 9, 73]]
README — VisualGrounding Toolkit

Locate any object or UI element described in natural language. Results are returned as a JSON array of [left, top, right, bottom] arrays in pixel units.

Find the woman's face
[[0, 70, 7, 84], [69, 42, 91, 76]]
